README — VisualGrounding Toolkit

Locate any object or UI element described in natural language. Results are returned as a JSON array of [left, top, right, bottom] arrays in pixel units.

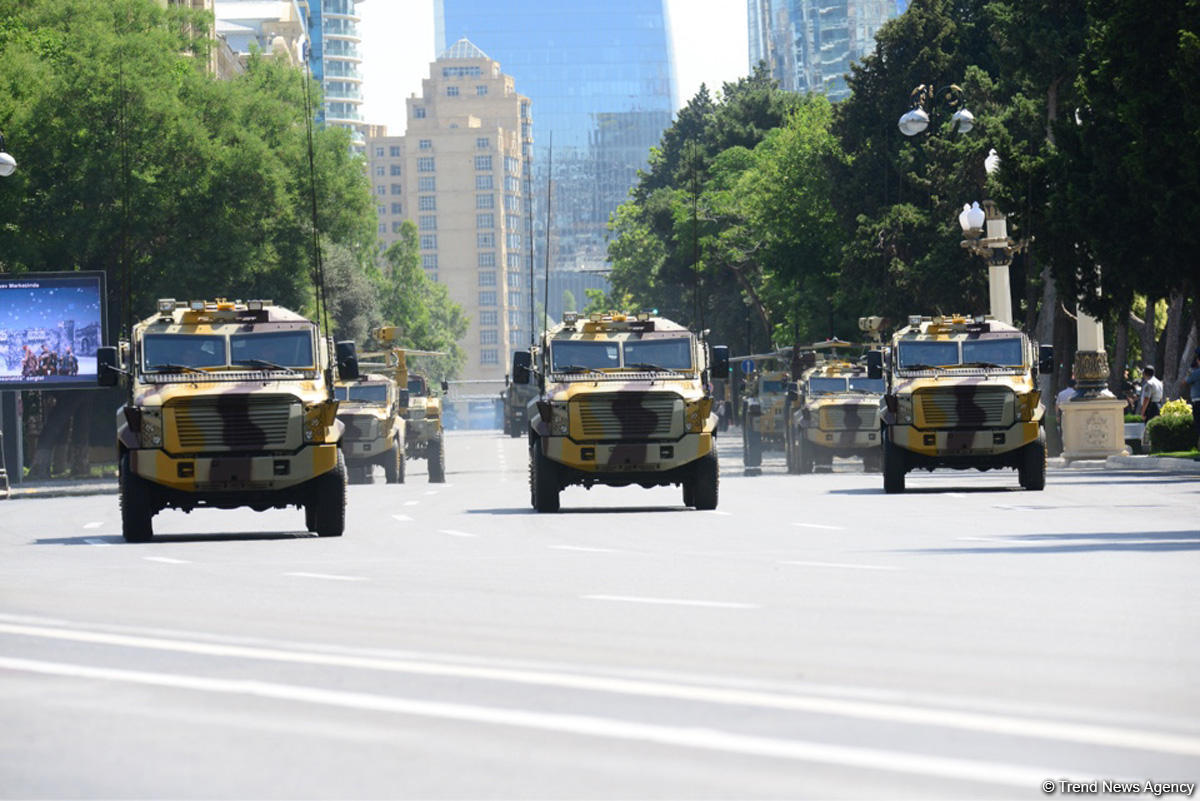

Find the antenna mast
[[542, 133, 552, 339]]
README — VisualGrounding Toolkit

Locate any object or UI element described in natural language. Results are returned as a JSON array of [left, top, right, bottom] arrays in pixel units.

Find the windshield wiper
[[958, 361, 1007, 369], [625, 362, 683, 373], [900, 363, 946, 372], [147, 363, 208, 375], [553, 364, 604, 374], [231, 359, 300, 374]]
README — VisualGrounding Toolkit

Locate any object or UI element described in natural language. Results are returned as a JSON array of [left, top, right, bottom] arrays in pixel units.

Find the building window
[[374, 166, 385, 176], [478, 291, 497, 307], [505, 195, 521, 212], [506, 215, 520, 230], [477, 232, 495, 248], [418, 176, 435, 192], [377, 223, 386, 233], [418, 215, 437, 231], [480, 329, 498, 344], [507, 272, 522, 288], [391, 202, 403, 214], [480, 310, 498, 326], [391, 222, 404, 233], [428, 273, 438, 282], [510, 329, 525, 345], [389, 145, 401, 157], [509, 292, 522, 308], [446, 86, 459, 97], [475, 174, 493, 190], [476, 194, 494, 210], [420, 234, 437, 250], [422, 254, 438, 270], [505, 175, 520, 193], [474, 155, 492, 171], [478, 252, 496, 268], [374, 146, 384, 157], [376, 186, 386, 196], [509, 310, 523, 327], [390, 164, 402, 176], [476, 137, 490, 149], [413, 107, 426, 119], [506, 232, 522, 249], [442, 65, 481, 78], [376, 205, 386, 216], [419, 196, 436, 211], [506, 253, 522, 268], [417, 157, 435, 172], [476, 85, 488, 96], [505, 156, 520, 174], [419, 139, 432, 150], [391, 184, 403, 195], [479, 273, 497, 288], [480, 349, 498, 365], [476, 213, 494, 229]]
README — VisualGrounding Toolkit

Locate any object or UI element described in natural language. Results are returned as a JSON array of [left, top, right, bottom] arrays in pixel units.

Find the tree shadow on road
[[905, 530, 1200, 554]]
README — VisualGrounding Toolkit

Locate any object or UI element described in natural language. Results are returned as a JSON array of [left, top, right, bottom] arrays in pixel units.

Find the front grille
[[821, 404, 878, 430], [573, 393, 682, 440], [917, 387, 1012, 428], [339, 413, 377, 441], [170, 395, 298, 451]]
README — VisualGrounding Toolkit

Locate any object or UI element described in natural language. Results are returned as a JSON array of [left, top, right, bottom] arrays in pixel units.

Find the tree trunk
[[1110, 307, 1129, 395], [1161, 291, 1185, 399], [1175, 318, 1197, 399], [1139, 297, 1159, 375], [1047, 301, 1075, 457]]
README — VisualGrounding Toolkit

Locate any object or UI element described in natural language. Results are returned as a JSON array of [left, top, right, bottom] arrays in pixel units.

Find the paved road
[[1, 431, 1197, 799]]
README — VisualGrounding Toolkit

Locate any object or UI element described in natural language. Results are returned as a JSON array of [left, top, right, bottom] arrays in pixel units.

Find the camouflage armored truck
[[334, 373, 405, 484], [870, 314, 1052, 493], [518, 311, 729, 512], [738, 360, 790, 467], [785, 353, 884, 474], [366, 327, 446, 483], [501, 350, 537, 437], [97, 298, 358, 542]]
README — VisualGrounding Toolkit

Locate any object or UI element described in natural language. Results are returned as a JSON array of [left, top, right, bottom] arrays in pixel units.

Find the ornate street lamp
[[0, 132, 16, 177], [898, 84, 975, 137], [958, 151, 1026, 326]]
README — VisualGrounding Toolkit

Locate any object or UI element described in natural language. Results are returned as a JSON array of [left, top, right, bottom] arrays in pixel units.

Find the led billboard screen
[[0, 271, 106, 389]]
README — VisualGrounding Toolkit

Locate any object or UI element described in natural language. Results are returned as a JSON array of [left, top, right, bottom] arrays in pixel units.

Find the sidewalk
[[4, 477, 118, 500], [1049, 454, 1200, 474]]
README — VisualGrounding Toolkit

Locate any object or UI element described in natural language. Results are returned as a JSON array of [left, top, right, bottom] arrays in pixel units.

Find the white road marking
[[283, 572, 367, 582], [403, 501, 419, 506], [423, 491, 438, 496], [781, 560, 898, 571], [584, 595, 758, 610], [945, 492, 966, 498], [0, 656, 1080, 788], [82, 522, 104, 530], [792, 522, 844, 530], [391, 514, 413, 522], [549, 545, 619, 554], [143, 557, 190, 565], [83, 538, 111, 547], [0, 621, 1194, 758], [437, 529, 477, 538]]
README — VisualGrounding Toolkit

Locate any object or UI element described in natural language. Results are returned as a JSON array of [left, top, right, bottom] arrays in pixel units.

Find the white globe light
[[958, 203, 974, 233], [984, 148, 1001, 175], [0, 151, 15, 177], [898, 108, 930, 136], [950, 108, 975, 134], [966, 201, 986, 231]]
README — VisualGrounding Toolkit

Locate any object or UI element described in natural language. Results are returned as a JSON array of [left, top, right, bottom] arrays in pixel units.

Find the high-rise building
[[434, 0, 676, 295], [296, 0, 368, 150], [748, 0, 896, 101], [214, 0, 306, 74], [367, 40, 532, 382]]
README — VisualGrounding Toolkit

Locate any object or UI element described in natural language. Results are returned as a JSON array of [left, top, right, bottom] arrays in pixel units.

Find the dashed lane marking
[[391, 514, 413, 522], [781, 561, 898, 571], [143, 557, 190, 565], [82, 522, 104, 530], [437, 529, 477, 538], [583, 595, 758, 610], [283, 572, 367, 582], [403, 501, 419, 506]]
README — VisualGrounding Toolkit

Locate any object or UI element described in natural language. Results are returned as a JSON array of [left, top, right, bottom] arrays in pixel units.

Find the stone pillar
[[1061, 309, 1126, 461]]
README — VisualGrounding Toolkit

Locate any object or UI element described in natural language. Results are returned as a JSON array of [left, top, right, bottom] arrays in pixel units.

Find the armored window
[[230, 330, 315, 369]]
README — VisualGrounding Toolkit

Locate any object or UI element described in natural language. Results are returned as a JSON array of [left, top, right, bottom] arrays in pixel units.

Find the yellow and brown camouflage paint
[[335, 373, 404, 466], [791, 361, 883, 456]]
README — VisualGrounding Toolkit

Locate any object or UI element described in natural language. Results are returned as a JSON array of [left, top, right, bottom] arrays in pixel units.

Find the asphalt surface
[[1, 430, 1197, 799]]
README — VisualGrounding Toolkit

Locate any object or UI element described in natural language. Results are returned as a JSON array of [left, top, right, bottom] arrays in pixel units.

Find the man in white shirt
[[1139, 365, 1164, 421]]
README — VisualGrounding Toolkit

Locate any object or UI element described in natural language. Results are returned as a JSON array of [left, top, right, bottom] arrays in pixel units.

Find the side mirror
[[1038, 344, 1054, 374], [512, 350, 532, 385], [335, 341, 359, 381], [97, 346, 120, 387], [787, 383, 799, 403], [710, 345, 730, 378], [397, 388, 410, 407], [440, 380, 449, 393], [866, 350, 883, 380]]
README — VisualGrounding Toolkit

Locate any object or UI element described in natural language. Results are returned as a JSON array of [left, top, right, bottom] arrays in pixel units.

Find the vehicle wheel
[[796, 435, 814, 474], [784, 431, 797, 473], [745, 426, 762, 467], [530, 442, 560, 513], [1018, 432, 1046, 491], [304, 503, 316, 532], [862, 452, 882, 473], [509, 417, 523, 438], [119, 452, 155, 543], [682, 480, 696, 508], [691, 451, 719, 510], [309, 451, 346, 537], [427, 433, 446, 483], [882, 435, 905, 494], [346, 463, 369, 485], [383, 442, 403, 484]]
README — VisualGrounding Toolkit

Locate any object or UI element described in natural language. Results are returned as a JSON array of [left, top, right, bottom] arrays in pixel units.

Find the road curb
[[1105, 454, 1200, 474], [5, 483, 118, 500]]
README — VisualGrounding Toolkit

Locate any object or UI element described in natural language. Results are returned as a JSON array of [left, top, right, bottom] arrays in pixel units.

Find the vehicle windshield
[[551, 341, 620, 371], [407, 377, 427, 395], [760, 380, 787, 393], [849, 377, 886, 393], [622, 338, 692, 370], [142, 334, 226, 369], [897, 341, 959, 368], [962, 337, 1024, 366], [809, 377, 848, 394], [336, 384, 388, 403], [230, 330, 314, 368]]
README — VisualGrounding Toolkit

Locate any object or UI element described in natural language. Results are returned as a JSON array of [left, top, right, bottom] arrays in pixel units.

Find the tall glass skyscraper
[[434, 0, 676, 286], [297, 0, 369, 150]]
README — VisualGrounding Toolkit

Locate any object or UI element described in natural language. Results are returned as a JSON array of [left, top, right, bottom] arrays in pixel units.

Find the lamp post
[[0, 131, 13, 496], [898, 84, 975, 137], [1059, 273, 1125, 461], [957, 151, 1025, 326]]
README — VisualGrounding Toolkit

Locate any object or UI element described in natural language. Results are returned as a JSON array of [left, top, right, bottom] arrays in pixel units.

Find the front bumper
[[804, 427, 880, 451], [130, 443, 339, 493], [542, 431, 714, 475], [405, 418, 440, 444], [889, 421, 1040, 459]]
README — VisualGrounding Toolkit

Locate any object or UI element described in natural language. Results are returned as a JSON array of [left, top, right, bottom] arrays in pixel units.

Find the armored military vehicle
[[366, 327, 446, 483], [785, 346, 885, 474], [335, 373, 405, 484], [97, 298, 358, 541], [501, 350, 537, 437], [518, 311, 729, 512], [871, 314, 1052, 493], [737, 358, 790, 467]]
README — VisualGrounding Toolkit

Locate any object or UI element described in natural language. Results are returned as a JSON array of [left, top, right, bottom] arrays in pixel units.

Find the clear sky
[[358, 0, 750, 136]]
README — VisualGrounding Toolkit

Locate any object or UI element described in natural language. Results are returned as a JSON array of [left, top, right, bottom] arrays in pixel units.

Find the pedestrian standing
[[1139, 365, 1164, 421], [1179, 347, 1200, 449]]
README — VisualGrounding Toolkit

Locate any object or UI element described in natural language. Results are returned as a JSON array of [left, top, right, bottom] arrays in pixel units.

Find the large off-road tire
[[691, 451, 719, 510], [309, 451, 347, 537], [427, 432, 446, 483], [509, 416, 523, 438], [304, 503, 316, 532], [529, 442, 560, 513], [1018, 432, 1047, 491], [682, 480, 696, 508], [743, 425, 762, 467], [784, 431, 797, 473], [347, 462, 371, 485], [862, 451, 882, 473], [882, 435, 906, 494], [119, 452, 155, 543], [383, 441, 403, 484], [796, 434, 814, 474]]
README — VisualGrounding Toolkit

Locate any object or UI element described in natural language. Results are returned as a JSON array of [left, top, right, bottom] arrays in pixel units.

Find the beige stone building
[[367, 39, 533, 382]]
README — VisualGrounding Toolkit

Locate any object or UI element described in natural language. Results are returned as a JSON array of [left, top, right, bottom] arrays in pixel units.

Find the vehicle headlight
[[550, 402, 569, 436], [140, 408, 162, 447], [685, 398, 712, 432], [304, 402, 336, 442], [886, 394, 913, 425], [1017, 391, 1041, 421]]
